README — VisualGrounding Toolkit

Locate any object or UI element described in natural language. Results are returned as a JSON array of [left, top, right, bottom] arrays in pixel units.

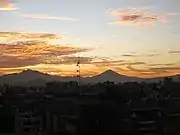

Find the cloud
[[145, 53, 160, 57], [128, 62, 146, 65], [127, 65, 180, 76], [126, 65, 148, 72], [148, 63, 175, 67], [169, 50, 180, 54], [121, 54, 137, 57], [21, 13, 79, 21], [0, 55, 41, 68], [45, 57, 145, 67], [0, 68, 23, 75], [45, 56, 94, 65], [92, 60, 125, 67], [116, 52, 160, 58], [0, 0, 17, 11], [150, 67, 180, 73], [0, 40, 91, 68], [0, 32, 60, 43], [108, 7, 176, 26], [92, 59, 146, 67]]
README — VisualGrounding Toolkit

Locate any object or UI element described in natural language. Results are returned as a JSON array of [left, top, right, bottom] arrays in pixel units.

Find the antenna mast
[[76, 53, 81, 86]]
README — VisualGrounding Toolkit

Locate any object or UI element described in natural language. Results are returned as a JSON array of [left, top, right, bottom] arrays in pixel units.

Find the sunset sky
[[0, 0, 180, 78]]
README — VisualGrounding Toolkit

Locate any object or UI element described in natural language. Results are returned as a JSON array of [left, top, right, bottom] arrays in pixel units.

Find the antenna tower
[[76, 53, 81, 86]]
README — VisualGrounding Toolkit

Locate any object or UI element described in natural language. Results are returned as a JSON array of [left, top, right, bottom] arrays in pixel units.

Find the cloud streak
[[0, 32, 60, 43], [45, 56, 94, 65], [126, 65, 180, 77], [121, 54, 137, 57], [147, 63, 175, 67], [21, 13, 80, 21], [0, 0, 17, 11], [169, 50, 180, 54], [92, 59, 146, 67], [108, 7, 176, 26]]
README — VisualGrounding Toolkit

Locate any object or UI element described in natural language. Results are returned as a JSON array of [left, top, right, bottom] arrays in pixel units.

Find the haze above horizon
[[0, 0, 180, 78]]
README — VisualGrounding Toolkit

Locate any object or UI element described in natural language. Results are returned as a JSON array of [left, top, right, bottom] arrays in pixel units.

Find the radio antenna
[[76, 52, 81, 86]]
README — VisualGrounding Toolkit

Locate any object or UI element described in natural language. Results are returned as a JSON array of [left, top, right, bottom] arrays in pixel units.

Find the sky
[[0, 0, 180, 78]]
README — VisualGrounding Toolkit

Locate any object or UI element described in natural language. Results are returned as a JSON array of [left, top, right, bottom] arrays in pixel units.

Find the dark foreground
[[0, 78, 180, 135]]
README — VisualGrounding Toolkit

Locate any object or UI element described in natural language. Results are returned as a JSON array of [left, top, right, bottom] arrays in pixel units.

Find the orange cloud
[[92, 59, 146, 67], [108, 7, 176, 26], [0, 40, 91, 68], [0, 32, 60, 43], [126, 65, 180, 78], [0, 32, 92, 70], [21, 13, 80, 21], [0, 0, 17, 10]]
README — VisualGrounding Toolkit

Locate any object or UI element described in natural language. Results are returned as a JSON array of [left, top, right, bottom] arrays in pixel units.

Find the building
[[0, 105, 16, 133], [131, 108, 165, 135], [15, 100, 41, 134], [38, 99, 79, 134]]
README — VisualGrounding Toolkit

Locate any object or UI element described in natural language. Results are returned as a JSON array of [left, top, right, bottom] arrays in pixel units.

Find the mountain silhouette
[[84, 69, 142, 83], [0, 69, 78, 86], [0, 69, 50, 86], [0, 69, 179, 86]]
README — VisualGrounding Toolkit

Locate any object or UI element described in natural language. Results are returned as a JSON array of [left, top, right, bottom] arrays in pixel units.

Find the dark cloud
[[127, 65, 180, 74], [169, 50, 180, 54], [121, 54, 137, 57], [0, 55, 40, 68]]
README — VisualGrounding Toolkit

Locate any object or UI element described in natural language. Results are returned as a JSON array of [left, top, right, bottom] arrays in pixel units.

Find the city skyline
[[0, 0, 180, 78]]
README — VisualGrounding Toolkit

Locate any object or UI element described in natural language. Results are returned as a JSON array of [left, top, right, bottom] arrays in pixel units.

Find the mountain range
[[0, 69, 179, 86]]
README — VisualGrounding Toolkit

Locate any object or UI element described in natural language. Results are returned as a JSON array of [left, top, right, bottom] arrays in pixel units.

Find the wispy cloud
[[45, 56, 94, 65], [0, 32, 61, 43], [145, 53, 160, 57], [46, 57, 145, 67], [0, 0, 17, 11], [147, 63, 175, 67], [169, 50, 180, 54], [121, 54, 137, 57], [108, 7, 176, 26], [21, 13, 80, 21], [150, 67, 180, 74], [126, 65, 180, 77], [92, 59, 146, 67], [120, 52, 159, 57]]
